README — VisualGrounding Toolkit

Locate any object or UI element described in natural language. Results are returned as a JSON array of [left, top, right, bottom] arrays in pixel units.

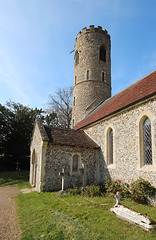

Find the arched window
[[143, 117, 152, 165], [99, 46, 106, 62], [107, 128, 113, 165], [72, 154, 79, 172], [75, 51, 79, 66]]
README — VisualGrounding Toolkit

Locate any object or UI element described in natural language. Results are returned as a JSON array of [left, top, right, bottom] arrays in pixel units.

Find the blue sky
[[0, 0, 156, 109]]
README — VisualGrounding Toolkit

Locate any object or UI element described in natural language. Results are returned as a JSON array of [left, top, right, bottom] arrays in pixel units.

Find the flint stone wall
[[42, 144, 99, 191], [84, 99, 156, 187]]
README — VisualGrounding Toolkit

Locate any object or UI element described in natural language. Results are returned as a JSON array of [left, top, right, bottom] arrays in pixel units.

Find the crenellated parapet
[[76, 25, 110, 42]]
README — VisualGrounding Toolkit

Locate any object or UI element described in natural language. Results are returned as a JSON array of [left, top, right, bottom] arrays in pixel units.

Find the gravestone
[[59, 168, 65, 191], [79, 163, 85, 187], [115, 191, 121, 206], [111, 204, 156, 231]]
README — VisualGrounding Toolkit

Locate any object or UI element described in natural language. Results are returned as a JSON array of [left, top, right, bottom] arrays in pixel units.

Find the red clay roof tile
[[42, 125, 99, 148]]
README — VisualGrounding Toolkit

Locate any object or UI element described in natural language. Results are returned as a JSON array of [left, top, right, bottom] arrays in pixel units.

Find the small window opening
[[102, 72, 104, 81], [99, 46, 106, 62], [87, 70, 89, 80], [75, 76, 77, 84], [73, 97, 75, 106], [73, 119, 74, 127], [75, 51, 79, 66]]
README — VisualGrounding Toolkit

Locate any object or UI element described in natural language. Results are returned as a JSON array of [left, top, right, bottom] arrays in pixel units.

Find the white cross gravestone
[[79, 163, 85, 187], [59, 168, 65, 191]]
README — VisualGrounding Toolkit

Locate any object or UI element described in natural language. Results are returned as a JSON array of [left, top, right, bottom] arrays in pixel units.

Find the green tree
[[5, 101, 43, 155], [44, 112, 58, 127], [0, 101, 44, 170], [0, 101, 59, 170], [0, 103, 14, 155]]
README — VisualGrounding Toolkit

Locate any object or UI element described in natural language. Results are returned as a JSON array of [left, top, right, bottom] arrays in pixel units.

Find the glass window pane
[[109, 129, 113, 164], [143, 118, 152, 165]]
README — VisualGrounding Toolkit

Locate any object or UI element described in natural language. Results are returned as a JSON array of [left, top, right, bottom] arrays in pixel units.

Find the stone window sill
[[70, 171, 80, 175], [107, 164, 116, 169], [138, 165, 156, 171]]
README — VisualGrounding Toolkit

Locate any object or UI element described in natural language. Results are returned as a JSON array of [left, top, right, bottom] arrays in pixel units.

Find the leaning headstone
[[111, 204, 156, 231]]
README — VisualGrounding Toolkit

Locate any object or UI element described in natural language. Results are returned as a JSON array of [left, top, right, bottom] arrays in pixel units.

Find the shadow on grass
[[0, 171, 30, 188]]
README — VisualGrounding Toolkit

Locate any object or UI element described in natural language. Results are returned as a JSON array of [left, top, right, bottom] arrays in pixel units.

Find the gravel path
[[0, 185, 21, 240]]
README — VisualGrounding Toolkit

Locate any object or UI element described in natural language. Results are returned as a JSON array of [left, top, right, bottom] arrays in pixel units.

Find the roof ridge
[[44, 125, 83, 132]]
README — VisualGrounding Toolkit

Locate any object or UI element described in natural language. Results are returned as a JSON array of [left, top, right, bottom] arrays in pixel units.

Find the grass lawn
[[0, 172, 155, 239], [17, 191, 156, 240], [0, 171, 30, 188]]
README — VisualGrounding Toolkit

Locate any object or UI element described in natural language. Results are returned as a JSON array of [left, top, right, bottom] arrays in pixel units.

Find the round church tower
[[72, 25, 111, 128]]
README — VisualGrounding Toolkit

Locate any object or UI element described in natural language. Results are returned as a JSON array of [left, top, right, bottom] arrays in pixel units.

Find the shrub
[[130, 178, 156, 204], [105, 177, 122, 194], [120, 183, 131, 198], [82, 185, 102, 197], [66, 178, 156, 205], [105, 177, 131, 198], [67, 185, 102, 197], [99, 182, 106, 193], [66, 186, 81, 195]]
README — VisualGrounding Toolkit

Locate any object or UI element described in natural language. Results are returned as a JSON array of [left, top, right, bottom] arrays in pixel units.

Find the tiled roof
[[37, 122, 99, 148], [73, 70, 156, 130]]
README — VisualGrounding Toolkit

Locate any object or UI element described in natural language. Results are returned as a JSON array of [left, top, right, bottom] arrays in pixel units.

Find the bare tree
[[47, 86, 73, 128]]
